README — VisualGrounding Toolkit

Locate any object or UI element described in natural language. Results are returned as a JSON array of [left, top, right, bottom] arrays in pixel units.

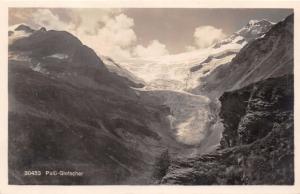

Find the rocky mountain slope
[[161, 74, 294, 185], [192, 14, 293, 98], [8, 25, 183, 185]]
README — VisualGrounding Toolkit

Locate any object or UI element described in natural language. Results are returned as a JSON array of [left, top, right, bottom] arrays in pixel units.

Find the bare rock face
[[219, 75, 293, 148], [161, 75, 294, 185]]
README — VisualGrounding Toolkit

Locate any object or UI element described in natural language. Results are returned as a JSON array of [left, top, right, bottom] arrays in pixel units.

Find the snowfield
[[116, 43, 241, 91]]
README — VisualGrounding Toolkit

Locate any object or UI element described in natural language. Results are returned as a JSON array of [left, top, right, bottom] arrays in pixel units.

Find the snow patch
[[31, 63, 49, 74], [47, 53, 69, 60], [249, 20, 259, 25]]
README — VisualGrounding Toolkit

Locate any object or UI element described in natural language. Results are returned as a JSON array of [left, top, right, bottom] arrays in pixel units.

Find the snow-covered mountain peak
[[211, 19, 272, 50], [248, 19, 260, 25], [247, 19, 274, 26], [236, 19, 274, 39]]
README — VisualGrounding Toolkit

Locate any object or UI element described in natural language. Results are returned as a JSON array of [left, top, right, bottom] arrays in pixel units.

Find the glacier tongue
[[142, 89, 214, 145], [120, 57, 225, 150], [114, 48, 237, 150]]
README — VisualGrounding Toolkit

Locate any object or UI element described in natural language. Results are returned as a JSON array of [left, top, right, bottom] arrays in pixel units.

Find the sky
[[9, 8, 293, 59]]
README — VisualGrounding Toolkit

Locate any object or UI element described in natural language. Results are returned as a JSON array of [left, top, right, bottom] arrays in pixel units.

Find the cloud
[[30, 9, 72, 31], [70, 9, 122, 35], [133, 40, 169, 58], [25, 9, 137, 59], [9, 8, 169, 59], [74, 13, 137, 59], [98, 13, 137, 48], [190, 25, 226, 49]]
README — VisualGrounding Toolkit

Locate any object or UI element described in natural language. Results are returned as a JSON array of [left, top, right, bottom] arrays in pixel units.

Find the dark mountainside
[[161, 14, 294, 185], [8, 27, 183, 184]]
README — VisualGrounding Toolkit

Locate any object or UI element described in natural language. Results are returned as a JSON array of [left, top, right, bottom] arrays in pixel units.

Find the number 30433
[[24, 170, 41, 176]]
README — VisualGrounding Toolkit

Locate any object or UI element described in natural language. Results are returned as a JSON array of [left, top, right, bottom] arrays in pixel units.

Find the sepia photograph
[[2, 2, 298, 191]]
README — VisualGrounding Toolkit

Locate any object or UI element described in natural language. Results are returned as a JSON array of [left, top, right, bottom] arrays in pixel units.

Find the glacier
[[112, 19, 274, 152]]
